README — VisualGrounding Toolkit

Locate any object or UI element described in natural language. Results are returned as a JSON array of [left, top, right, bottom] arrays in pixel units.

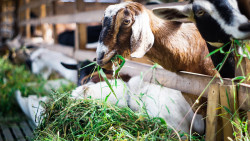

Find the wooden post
[[0, 1, 2, 39], [25, 0, 30, 38], [219, 85, 239, 141], [18, 0, 24, 36], [52, 1, 58, 43], [206, 83, 221, 141], [40, 4, 46, 41], [75, 0, 87, 50], [235, 47, 250, 135]]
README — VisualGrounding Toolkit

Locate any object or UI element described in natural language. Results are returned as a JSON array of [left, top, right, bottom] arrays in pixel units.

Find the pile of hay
[[34, 92, 204, 140]]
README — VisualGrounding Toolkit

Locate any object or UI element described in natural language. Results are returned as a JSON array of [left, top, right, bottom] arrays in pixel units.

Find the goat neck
[[145, 10, 216, 76]]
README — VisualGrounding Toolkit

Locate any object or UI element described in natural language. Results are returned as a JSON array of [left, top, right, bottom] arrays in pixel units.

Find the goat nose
[[97, 52, 105, 65], [239, 22, 250, 32], [97, 52, 105, 60]]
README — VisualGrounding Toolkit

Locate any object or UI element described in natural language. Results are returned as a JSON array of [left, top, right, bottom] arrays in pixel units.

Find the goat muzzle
[[96, 50, 117, 69]]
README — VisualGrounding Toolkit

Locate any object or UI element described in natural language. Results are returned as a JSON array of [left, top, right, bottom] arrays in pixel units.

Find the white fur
[[104, 2, 129, 18], [30, 48, 77, 83], [71, 79, 129, 107], [96, 42, 109, 57], [227, 0, 240, 10], [130, 11, 155, 58], [71, 76, 205, 135], [127, 76, 204, 135]]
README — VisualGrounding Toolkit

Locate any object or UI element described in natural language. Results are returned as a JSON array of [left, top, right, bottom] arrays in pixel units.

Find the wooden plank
[[52, 1, 58, 43], [10, 123, 25, 141], [75, 24, 87, 50], [72, 49, 250, 111], [219, 85, 238, 141], [205, 83, 220, 141], [19, 121, 33, 139], [0, 124, 14, 141], [19, 0, 56, 12], [27, 120, 36, 131], [44, 43, 74, 57], [19, 2, 187, 26], [40, 4, 47, 41], [235, 47, 250, 135], [25, 0, 31, 38], [0, 11, 14, 17], [75, 0, 87, 50]]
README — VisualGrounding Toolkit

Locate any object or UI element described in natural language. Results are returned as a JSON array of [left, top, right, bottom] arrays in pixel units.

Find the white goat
[[71, 76, 205, 135], [30, 48, 77, 83]]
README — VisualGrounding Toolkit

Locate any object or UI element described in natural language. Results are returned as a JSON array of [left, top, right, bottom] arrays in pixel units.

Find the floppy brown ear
[[130, 11, 154, 58], [152, 4, 194, 22]]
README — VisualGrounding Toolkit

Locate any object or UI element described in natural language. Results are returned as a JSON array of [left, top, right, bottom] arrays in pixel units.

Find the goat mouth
[[97, 50, 117, 67]]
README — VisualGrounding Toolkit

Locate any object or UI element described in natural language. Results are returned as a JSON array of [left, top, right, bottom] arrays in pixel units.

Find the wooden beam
[[219, 85, 238, 141], [235, 44, 250, 135], [43, 43, 74, 57], [206, 83, 220, 141], [19, 0, 56, 12], [25, 0, 31, 38], [40, 4, 47, 40], [19, 2, 187, 26], [52, 1, 58, 43], [75, 0, 87, 50], [22, 39, 250, 111]]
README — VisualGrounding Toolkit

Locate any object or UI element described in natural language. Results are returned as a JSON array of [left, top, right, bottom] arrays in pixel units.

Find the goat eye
[[123, 19, 130, 25], [195, 10, 205, 17]]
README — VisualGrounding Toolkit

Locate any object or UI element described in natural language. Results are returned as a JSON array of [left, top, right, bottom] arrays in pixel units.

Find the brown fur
[[100, 2, 218, 76]]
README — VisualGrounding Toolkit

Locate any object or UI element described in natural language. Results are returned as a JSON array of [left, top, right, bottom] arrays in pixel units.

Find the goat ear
[[61, 62, 78, 70], [152, 4, 194, 22], [130, 11, 154, 58]]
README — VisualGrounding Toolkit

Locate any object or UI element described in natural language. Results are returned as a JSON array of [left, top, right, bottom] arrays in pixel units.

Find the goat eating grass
[[96, 2, 218, 77]]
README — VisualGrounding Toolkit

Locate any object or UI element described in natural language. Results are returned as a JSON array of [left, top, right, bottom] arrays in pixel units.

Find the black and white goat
[[61, 60, 96, 86], [152, 0, 250, 78], [30, 48, 77, 82]]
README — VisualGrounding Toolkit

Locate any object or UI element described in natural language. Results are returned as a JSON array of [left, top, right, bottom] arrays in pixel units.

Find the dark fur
[[58, 25, 102, 47]]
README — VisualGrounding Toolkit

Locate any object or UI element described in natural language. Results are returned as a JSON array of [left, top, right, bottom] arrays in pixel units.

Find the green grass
[[0, 57, 76, 118], [33, 91, 204, 141]]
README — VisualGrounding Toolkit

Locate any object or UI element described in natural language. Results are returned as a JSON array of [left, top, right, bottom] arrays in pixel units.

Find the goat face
[[153, 0, 250, 43], [96, 2, 154, 69]]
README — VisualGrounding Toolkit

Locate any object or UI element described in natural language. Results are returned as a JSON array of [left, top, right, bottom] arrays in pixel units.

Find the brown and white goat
[[96, 2, 217, 76]]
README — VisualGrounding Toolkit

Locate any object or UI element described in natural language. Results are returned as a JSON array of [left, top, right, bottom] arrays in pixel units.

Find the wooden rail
[[33, 42, 250, 111], [19, 0, 57, 12], [19, 2, 187, 26]]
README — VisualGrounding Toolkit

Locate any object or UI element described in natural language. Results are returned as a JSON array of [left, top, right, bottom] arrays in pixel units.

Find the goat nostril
[[93, 58, 97, 61], [97, 59, 103, 65], [98, 52, 105, 60]]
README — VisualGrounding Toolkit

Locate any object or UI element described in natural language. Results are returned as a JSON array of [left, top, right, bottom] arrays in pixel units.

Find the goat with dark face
[[97, 2, 217, 76], [61, 60, 96, 86], [153, 0, 250, 78]]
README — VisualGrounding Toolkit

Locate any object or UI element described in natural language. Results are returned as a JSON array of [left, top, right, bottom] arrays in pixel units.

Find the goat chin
[[71, 76, 205, 135]]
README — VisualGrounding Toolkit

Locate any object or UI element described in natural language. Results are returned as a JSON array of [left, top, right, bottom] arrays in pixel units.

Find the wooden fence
[[0, 0, 249, 140]]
